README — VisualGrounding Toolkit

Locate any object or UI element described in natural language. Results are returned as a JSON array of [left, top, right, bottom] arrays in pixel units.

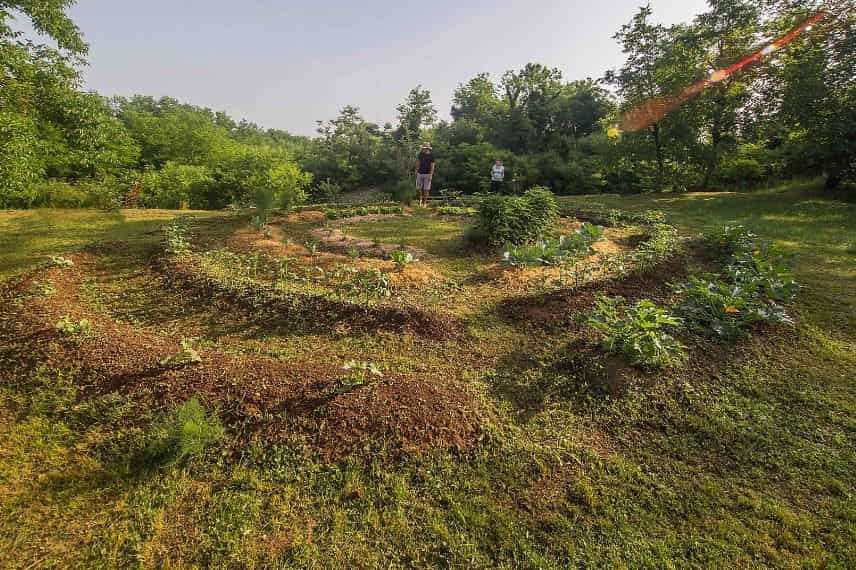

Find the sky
[[18, 0, 709, 136]]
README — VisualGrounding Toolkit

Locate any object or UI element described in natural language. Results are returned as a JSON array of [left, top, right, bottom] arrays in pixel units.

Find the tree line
[[1, 0, 852, 209]]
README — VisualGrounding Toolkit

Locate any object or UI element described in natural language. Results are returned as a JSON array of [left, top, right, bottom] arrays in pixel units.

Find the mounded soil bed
[[0, 255, 484, 460]]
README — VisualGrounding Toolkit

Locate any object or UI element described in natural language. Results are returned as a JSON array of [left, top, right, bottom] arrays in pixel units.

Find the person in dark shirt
[[415, 143, 435, 207]]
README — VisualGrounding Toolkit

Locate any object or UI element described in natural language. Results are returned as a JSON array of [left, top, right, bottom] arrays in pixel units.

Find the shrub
[[337, 268, 392, 300], [633, 224, 680, 268], [587, 296, 687, 370], [311, 178, 342, 203], [143, 398, 224, 466], [705, 225, 758, 256], [475, 186, 558, 247]]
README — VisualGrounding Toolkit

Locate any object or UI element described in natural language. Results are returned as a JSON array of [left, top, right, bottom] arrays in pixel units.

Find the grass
[[0, 208, 226, 280], [0, 181, 854, 568]]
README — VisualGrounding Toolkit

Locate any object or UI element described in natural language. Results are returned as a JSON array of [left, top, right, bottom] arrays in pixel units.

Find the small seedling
[[31, 280, 56, 296], [334, 360, 383, 393], [160, 339, 203, 367], [55, 315, 94, 339], [49, 256, 74, 268], [304, 236, 321, 255], [390, 249, 415, 268]]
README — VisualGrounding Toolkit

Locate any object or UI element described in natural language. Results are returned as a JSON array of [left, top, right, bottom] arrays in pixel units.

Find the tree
[[395, 85, 437, 141]]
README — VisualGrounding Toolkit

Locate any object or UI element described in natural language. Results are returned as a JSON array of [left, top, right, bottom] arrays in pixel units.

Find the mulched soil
[[0, 255, 484, 461], [498, 247, 712, 329], [153, 254, 463, 339], [309, 226, 430, 260]]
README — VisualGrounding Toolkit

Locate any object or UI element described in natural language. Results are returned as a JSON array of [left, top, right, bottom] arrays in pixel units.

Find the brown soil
[[499, 251, 698, 329], [309, 226, 429, 260], [153, 253, 462, 339], [0, 256, 483, 461]]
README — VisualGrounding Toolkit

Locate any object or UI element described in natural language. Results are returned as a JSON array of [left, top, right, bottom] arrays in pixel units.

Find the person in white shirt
[[490, 159, 505, 194]]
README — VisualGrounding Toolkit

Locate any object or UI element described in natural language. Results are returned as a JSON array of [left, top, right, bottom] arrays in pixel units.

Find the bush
[[27, 179, 126, 208], [437, 206, 477, 216], [139, 163, 216, 209], [587, 296, 687, 370], [142, 398, 224, 466], [311, 178, 342, 203], [386, 179, 416, 205], [475, 186, 558, 247]]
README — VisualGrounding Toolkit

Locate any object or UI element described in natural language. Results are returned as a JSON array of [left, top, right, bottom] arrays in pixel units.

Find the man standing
[[490, 159, 505, 194], [415, 143, 435, 207]]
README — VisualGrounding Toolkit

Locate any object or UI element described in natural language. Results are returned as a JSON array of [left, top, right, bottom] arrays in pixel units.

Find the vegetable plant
[[390, 249, 415, 268], [335, 360, 384, 393], [673, 275, 793, 339], [159, 339, 203, 367], [586, 296, 687, 370], [55, 315, 94, 339]]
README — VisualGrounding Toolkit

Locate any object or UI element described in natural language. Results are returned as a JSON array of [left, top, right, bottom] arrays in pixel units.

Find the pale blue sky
[[18, 0, 709, 135]]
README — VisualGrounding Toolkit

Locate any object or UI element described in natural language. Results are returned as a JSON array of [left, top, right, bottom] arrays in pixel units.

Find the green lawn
[[0, 181, 853, 568], [0, 208, 225, 280]]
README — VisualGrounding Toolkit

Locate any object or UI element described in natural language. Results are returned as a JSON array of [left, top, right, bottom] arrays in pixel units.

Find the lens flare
[[617, 11, 829, 133]]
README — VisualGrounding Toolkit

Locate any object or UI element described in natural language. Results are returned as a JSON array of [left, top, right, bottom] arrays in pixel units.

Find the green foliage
[[311, 178, 342, 203], [159, 339, 203, 368], [706, 225, 758, 256], [501, 222, 604, 267], [389, 250, 415, 268], [142, 398, 224, 466], [633, 223, 680, 269], [674, 275, 792, 339], [162, 215, 193, 254], [48, 255, 74, 268], [337, 268, 392, 301], [335, 360, 384, 393], [475, 186, 558, 247], [323, 205, 404, 220], [54, 315, 93, 339], [587, 296, 687, 370], [138, 163, 214, 209], [437, 206, 477, 217], [303, 236, 320, 255]]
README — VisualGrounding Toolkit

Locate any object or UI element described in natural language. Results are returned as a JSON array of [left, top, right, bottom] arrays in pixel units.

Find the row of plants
[[560, 204, 668, 228], [501, 222, 605, 267], [584, 225, 798, 370], [324, 205, 404, 220], [437, 206, 477, 217]]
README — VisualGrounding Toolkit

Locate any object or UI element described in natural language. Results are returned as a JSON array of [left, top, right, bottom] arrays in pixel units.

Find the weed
[[303, 236, 321, 256], [30, 279, 56, 296], [142, 398, 224, 466], [162, 215, 193, 254], [587, 296, 687, 370], [337, 268, 392, 301]]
